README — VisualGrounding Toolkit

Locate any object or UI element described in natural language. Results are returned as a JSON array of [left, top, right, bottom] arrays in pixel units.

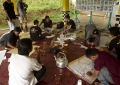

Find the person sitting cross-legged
[[39, 15, 53, 32], [30, 20, 48, 41], [8, 38, 46, 85], [0, 27, 21, 49], [63, 14, 76, 33], [85, 48, 120, 85]]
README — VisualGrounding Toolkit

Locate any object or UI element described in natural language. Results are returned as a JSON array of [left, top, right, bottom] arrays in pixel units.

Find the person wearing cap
[[39, 15, 53, 32], [85, 24, 101, 46], [100, 27, 120, 61], [64, 14, 76, 33]]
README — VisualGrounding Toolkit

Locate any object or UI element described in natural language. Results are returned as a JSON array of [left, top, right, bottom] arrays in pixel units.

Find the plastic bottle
[[77, 80, 82, 85]]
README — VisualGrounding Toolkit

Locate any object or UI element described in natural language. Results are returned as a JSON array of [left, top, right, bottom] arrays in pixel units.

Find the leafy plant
[[0, 0, 75, 29]]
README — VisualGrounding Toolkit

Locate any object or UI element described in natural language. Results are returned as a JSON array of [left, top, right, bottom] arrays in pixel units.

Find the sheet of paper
[[0, 50, 7, 65], [54, 37, 65, 45], [7, 45, 40, 56], [59, 33, 76, 41], [80, 45, 88, 49], [68, 56, 96, 84], [19, 32, 30, 39]]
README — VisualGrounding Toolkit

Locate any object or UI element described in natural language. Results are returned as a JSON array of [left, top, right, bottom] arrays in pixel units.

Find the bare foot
[[94, 82, 102, 85]]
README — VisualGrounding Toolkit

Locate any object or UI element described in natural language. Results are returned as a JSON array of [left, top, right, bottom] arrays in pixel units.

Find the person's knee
[[41, 66, 46, 72]]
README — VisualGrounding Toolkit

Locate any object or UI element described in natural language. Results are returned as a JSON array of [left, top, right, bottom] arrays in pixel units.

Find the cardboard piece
[[68, 55, 96, 84]]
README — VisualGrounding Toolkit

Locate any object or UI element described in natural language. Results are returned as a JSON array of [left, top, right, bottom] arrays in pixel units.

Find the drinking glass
[[66, 72, 71, 81], [42, 49, 46, 57], [55, 75, 60, 84]]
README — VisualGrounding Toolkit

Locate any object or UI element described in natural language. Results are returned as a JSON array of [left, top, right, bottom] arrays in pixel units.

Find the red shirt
[[94, 51, 120, 84]]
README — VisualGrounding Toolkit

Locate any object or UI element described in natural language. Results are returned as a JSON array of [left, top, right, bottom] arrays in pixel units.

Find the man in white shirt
[[8, 38, 46, 85]]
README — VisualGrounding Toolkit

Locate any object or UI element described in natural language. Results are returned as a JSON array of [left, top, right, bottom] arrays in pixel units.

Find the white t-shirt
[[8, 54, 42, 85]]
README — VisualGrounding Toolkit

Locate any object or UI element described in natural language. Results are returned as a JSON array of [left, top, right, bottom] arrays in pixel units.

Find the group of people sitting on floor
[[84, 25, 120, 85], [0, 14, 76, 49], [0, 13, 120, 85], [0, 14, 76, 85]]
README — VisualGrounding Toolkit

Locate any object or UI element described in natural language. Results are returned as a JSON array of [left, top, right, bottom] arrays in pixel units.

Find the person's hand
[[5, 47, 11, 50], [89, 43, 96, 47], [9, 19, 13, 23], [99, 47, 104, 51], [86, 71, 92, 77], [99, 47, 109, 52]]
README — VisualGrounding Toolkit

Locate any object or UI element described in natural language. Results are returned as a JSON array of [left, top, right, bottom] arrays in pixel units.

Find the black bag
[[49, 47, 61, 53], [56, 22, 64, 29]]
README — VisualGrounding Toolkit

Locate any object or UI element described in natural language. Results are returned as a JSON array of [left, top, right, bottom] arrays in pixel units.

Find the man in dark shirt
[[0, 27, 21, 49], [86, 48, 120, 85], [108, 27, 120, 60], [64, 14, 76, 33], [39, 16, 53, 32], [3, 0, 16, 31], [100, 27, 120, 61], [30, 20, 48, 41]]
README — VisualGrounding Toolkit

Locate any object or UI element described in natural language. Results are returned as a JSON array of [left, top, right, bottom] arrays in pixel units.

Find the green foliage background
[[0, 0, 75, 29]]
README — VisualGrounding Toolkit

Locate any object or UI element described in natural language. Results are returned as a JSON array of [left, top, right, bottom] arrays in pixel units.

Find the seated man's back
[[30, 20, 48, 41], [85, 24, 96, 40], [30, 26, 41, 41], [9, 38, 46, 85], [0, 32, 10, 46], [9, 53, 42, 85]]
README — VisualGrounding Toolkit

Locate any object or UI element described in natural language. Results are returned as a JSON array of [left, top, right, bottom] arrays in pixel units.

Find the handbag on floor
[[49, 47, 61, 54]]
